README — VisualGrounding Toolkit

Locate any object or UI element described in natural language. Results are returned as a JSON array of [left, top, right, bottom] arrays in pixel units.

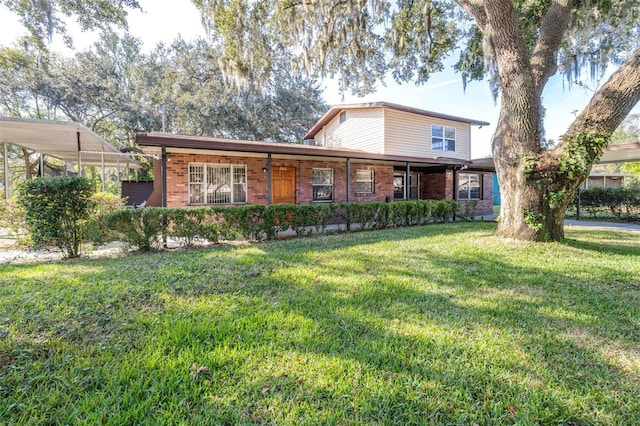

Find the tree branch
[[562, 45, 640, 145], [453, 0, 488, 32], [530, 0, 573, 94]]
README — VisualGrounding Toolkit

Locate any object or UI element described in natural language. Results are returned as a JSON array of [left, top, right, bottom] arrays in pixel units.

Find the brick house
[[136, 102, 494, 215]]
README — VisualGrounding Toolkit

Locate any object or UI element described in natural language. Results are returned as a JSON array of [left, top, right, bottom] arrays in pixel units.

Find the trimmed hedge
[[105, 199, 461, 250], [17, 176, 95, 259], [578, 187, 640, 220]]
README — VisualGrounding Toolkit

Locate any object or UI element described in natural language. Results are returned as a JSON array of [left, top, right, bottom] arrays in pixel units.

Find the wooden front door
[[272, 166, 296, 204]]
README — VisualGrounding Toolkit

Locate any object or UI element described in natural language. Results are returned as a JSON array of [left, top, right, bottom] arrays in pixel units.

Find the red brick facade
[[153, 152, 493, 215]]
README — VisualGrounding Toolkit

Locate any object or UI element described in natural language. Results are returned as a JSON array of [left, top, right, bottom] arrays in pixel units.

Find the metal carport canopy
[[0, 116, 140, 167], [599, 142, 640, 164]]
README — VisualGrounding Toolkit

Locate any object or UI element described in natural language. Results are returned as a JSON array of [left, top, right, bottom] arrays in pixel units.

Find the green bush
[[462, 200, 479, 219], [102, 199, 467, 250], [262, 203, 296, 239], [578, 186, 640, 220], [0, 197, 30, 248], [84, 192, 128, 246], [17, 176, 95, 258], [165, 207, 217, 247], [106, 207, 165, 251]]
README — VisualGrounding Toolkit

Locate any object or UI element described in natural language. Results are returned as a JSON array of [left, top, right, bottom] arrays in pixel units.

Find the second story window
[[340, 111, 347, 123], [432, 125, 456, 152]]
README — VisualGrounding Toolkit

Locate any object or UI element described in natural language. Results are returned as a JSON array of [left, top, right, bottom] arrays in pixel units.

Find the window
[[312, 168, 333, 202], [355, 169, 374, 193], [393, 173, 420, 200], [458, 173, 482, 200], [188, 163, 246, 204], [432, 125, 456, 152], [339, 111, 347, 123]]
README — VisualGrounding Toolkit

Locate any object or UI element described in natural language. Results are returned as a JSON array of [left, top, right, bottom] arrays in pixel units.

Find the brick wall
[[162, 153, 398, 207], [154, 153, 496, 215], [349, 164, 395, 202]]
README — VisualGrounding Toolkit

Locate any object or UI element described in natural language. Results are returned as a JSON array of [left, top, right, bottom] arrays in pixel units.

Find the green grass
[[1, 222, 639, 425]]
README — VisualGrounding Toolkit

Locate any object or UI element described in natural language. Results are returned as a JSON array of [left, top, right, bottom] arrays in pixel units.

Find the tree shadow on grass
[[1, 223, 638, 424]]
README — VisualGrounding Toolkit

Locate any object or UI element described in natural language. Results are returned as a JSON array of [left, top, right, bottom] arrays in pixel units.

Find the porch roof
[[136, 132, 478, 168], [0, 116, 140, 167]]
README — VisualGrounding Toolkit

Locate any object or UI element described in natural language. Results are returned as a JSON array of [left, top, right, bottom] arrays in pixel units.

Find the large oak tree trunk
[[496, 45, 640, 241]]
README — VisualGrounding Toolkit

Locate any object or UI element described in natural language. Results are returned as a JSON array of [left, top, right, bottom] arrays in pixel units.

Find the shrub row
[[578, 186, 640, 220], [105, 200, 461, 251]]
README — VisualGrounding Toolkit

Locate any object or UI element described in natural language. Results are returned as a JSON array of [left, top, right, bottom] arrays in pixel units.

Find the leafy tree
[[2, 0, 141, 51], [194, 0, 640, 241], [144, 38, 328, 142]]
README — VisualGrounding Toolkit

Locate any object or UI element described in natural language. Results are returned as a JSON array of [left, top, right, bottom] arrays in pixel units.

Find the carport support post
[[3, 142, 8, 199], [100, 148, 105, 192]]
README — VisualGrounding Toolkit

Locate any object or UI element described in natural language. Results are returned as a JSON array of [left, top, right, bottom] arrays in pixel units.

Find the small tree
[[17, 176, 95, 259]]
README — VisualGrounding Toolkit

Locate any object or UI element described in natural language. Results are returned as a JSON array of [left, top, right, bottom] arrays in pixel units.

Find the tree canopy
[[1, 0, 141, 51], [194, 0, 640, 241]]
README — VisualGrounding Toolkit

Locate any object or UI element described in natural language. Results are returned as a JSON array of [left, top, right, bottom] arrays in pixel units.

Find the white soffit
[[0, 116, 140, 167]]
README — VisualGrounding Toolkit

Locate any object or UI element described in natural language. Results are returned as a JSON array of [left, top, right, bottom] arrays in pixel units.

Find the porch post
[[39, 153, 44, 177], [452, 166, 457, 201], [405, 162, 411, 200], [161, 145, 167, 207], [3, 142, 8, 199], [346, 158, 351, 202], [267, 153, 272, 205]]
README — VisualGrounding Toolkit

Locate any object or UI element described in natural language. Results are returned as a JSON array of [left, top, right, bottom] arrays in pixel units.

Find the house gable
[[312, 107, 385, 153], [305, 102, 487, 161]]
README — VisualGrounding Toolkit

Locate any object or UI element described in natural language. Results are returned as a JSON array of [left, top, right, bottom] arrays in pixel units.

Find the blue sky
[[1, 0, 637, 159]]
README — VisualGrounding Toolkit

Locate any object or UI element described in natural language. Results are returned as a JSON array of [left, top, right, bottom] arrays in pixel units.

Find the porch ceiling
[[0, 116, 140, 167]]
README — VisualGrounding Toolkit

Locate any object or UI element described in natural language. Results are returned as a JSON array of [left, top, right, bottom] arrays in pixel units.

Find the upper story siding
[[313, 108, 385, 153], [383, 108, 472, 161]]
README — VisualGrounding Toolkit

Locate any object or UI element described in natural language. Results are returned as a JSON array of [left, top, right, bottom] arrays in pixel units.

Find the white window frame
[[393, 172, 420, 200], [458, 172, 482, 200], [432, 125, 456, 152], [355, 169, 374, 194], [312, 168, 334, 202], [188, 163, 247, 205]]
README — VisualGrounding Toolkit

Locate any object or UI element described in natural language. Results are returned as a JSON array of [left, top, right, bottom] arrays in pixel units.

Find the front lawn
[[1, 222, 639, 425]]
